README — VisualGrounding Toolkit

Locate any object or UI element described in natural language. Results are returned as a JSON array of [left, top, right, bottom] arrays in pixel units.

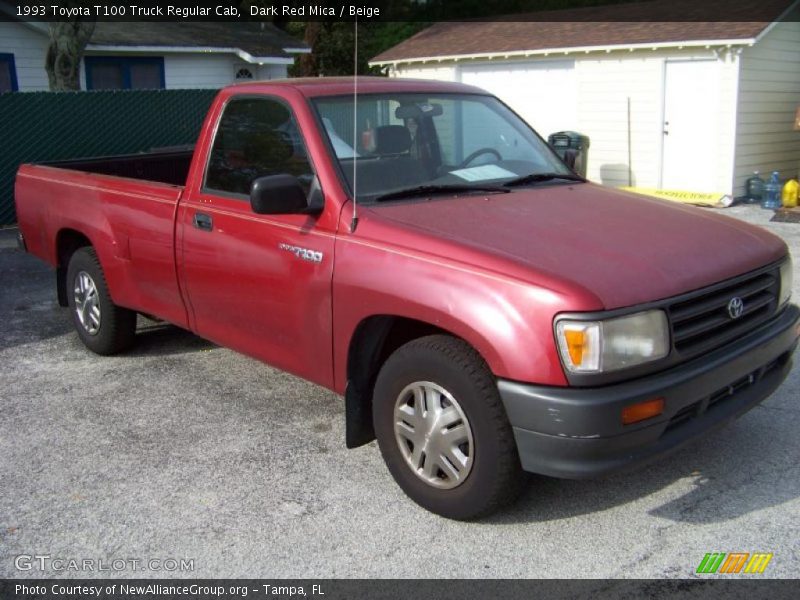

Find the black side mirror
[[250, 174, 319, 215]]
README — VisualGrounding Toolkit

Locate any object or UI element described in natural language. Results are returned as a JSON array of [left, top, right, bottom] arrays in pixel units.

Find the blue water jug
[[762, 171, 782, 209]]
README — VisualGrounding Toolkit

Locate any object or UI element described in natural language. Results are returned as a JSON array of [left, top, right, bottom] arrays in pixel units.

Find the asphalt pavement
[[1, 204, 798, 579]]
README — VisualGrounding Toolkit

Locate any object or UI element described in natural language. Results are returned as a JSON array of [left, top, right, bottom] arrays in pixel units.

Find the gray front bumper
[[498, 304, 800, 479]]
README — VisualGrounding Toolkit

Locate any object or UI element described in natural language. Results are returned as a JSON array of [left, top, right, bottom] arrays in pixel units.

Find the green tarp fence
[[0, 88, 218, 226]]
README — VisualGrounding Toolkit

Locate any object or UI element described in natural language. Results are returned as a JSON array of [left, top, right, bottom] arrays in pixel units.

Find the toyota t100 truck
[[15, 78, 799, 519]]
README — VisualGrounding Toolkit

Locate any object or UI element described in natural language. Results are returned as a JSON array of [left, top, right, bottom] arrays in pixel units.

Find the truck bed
[[43, 145, 194, 187], [15, 156, 189, 329]]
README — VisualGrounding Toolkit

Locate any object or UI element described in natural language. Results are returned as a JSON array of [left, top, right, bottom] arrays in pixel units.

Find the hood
[[368, 183, 787, 309]]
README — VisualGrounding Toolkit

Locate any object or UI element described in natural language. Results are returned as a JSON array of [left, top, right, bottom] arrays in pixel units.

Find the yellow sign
[[620, 186, 731, 208]]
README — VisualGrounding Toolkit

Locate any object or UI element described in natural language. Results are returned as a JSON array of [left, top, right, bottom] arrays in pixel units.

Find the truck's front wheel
[[373, 335, 525, 519], [66, 247, 136, 355]]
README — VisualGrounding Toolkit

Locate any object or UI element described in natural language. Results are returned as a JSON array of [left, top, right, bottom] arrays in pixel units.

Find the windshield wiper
[[373, 184, 510, 203], [503, 172, 586, 187]]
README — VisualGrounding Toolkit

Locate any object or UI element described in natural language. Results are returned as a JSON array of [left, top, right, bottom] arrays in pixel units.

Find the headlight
[[555, 310, 670, 374], [779, 257, 793, 307]]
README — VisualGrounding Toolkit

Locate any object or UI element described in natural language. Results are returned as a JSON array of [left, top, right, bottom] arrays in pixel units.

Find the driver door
[[178, 95, 335, 386]]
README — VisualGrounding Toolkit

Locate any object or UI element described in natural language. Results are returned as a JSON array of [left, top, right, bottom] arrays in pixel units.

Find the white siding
[[257, 63, 288, 80], [389, 64, 457, 81], [164, 53, 243, 88], [0, 21, 49, 91], [390, 48, 739, 192], [576, 49, 738, 192], [573, 54, 662, 187], [734, 14, 800, 196], [164, 54, 287, 88], [0, 22, 291, 91], [80, 51, 289, 90], [77, 52, 236, 89]]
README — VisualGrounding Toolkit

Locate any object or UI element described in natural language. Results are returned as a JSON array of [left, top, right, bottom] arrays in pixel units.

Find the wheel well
[[55, 229, 92, 307], [344, 315, 451, 448]]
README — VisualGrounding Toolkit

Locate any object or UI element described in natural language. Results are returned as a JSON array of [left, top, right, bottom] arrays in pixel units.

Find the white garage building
[[370, 2, 800, 197]]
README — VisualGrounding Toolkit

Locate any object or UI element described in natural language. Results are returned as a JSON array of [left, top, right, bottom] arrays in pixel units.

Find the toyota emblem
[[727, 297, 744, 319]]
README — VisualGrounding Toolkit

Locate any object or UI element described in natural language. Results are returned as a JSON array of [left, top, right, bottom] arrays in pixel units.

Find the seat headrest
[[373, 125, 411, 155]]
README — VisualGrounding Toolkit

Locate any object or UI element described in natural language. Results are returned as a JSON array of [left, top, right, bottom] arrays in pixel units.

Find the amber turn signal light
[[622, 398, 665, 425], [564, 329, 588, 365]]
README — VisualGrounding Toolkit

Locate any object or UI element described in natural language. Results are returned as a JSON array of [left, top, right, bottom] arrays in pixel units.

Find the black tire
[[66, 247, 136, 355], [373, 335, 525, 520]]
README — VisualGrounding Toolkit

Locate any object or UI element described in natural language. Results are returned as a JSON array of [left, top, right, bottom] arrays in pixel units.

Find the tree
[[294, 21, 322, 76], [45, 11, 95, 91], [283, 21, 428, 77]]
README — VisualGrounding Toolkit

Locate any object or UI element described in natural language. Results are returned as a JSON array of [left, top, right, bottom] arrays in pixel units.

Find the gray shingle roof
[[372, 0, 793, 63], [89, 22, 307, 58]]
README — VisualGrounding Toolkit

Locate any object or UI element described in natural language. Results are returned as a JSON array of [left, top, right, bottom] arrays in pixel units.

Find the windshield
[[312, 93, 574, 203]]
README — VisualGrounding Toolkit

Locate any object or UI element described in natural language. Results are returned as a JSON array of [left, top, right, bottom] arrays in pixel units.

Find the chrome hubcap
[[73, 271, 101, 335], [393, 381, 474, 489]]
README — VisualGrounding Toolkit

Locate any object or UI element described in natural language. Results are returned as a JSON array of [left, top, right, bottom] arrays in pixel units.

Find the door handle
[[193, 212, 213, 231]]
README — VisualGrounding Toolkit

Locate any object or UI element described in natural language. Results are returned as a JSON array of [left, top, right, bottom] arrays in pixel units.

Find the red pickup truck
[[15, 78, 799, 519]]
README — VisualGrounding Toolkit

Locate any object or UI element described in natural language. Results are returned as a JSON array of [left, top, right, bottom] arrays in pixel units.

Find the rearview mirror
[[250, 174, 318, 215], [395, 103, 444, 120]]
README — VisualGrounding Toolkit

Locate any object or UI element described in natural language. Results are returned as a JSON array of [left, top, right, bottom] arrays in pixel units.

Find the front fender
[[331, 228, 599, 392]]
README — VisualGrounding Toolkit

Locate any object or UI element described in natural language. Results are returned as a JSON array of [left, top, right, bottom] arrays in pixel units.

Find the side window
[[205, 97, 315, 197]]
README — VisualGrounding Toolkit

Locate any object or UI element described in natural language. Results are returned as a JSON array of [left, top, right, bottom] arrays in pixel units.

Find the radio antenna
[[350, 16, 359, 233]]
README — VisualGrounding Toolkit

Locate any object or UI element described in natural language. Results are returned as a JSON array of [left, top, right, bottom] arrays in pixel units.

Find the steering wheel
[[458, 147, 502, 169]]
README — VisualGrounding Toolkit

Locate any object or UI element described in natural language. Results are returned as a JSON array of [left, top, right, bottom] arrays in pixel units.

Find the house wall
[[164, 53, 238, 88], [162, 54, 286, 88], [389, 64, 458, 81], [0, 22, 289, 92], [0, 21, 50, 91], [257, 63, 288, 80], [81, 52, 289, 89], [734, 14, 800, 196], [575, 49, 739, 193], [387, 48, 740, 193]]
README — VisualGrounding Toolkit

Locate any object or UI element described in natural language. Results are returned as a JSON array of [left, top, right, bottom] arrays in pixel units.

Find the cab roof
[[224, 76, 490, 98]]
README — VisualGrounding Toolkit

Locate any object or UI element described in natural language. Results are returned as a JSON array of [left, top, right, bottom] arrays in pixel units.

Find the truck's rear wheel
[[66, 247, 136, 355], [373, 335, 525, 519]]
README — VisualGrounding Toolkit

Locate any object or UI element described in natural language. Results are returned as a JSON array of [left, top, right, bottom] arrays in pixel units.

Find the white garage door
[[459, 60, 578, 140]]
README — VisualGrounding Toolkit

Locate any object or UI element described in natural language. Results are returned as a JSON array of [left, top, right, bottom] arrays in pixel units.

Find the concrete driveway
[[1, 205, 798, 579]]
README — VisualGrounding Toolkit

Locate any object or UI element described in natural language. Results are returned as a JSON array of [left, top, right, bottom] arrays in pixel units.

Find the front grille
[[667, 269, 780, 359]]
